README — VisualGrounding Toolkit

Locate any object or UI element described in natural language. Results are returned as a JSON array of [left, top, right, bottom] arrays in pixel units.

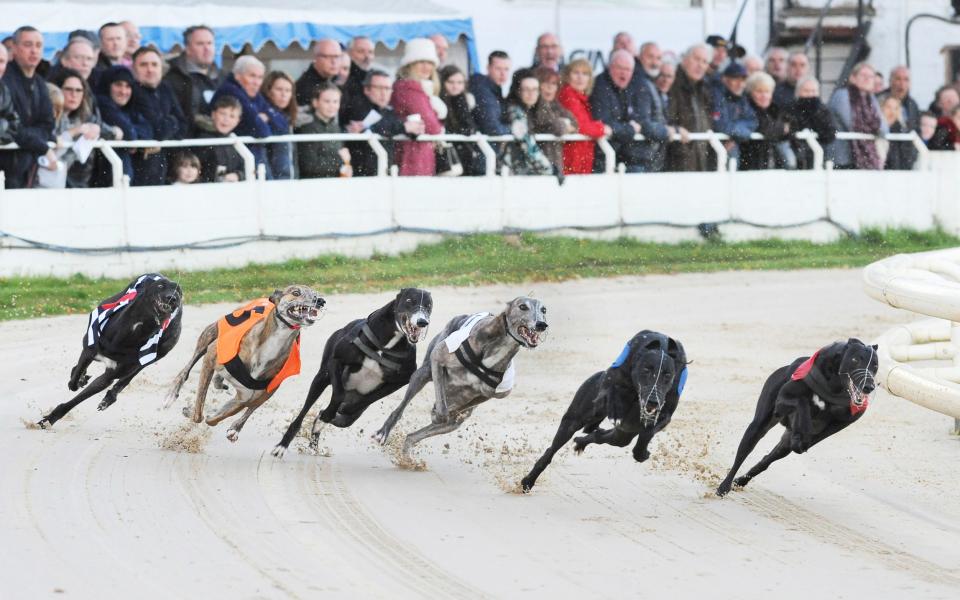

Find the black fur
[[274, 288, 432, 453], [521, 330, 687, 492], [39, 275, 183, 428], [715, 338, 878, 497]]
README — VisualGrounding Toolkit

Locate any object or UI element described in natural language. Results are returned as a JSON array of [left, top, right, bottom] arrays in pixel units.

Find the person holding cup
[[390, 37, 445, 175]]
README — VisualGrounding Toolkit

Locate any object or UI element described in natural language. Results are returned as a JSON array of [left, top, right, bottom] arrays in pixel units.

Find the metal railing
[[0, 128, 930, 188]]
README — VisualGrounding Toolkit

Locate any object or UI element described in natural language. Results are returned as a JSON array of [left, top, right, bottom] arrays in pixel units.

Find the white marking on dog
[[812, 396, 827, 410], [345, 358, 385, 395], [94, 354, 118, 370]]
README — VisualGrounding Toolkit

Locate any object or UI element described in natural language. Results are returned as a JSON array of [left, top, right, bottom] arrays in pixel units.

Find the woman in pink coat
[[391, 38, 446, 176]]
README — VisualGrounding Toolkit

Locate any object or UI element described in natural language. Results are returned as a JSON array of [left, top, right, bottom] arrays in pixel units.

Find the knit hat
[[96, 65, 135, 96], [400, 38, 439, 69]]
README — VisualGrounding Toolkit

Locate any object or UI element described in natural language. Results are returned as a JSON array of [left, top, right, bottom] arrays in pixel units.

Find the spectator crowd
[[1, 21, 958, 189]]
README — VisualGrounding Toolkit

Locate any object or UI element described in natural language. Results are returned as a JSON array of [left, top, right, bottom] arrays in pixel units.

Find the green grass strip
[[1, 228, 956, 322]]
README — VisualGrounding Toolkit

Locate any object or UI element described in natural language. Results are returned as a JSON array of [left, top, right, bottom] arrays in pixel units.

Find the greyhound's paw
[[790, 434, 809, 454], [733, 476, 751, 488], [181, 406, 193, 419], [633, 449, 651, 463], [372, 427, 390, 445], [97, 394, 117, 412], [271, 445, 287, 459], [716, 481, 733, 497], [520, 477, 535, 493], [36, 418, 52, 430], [226, 429, 239, 443], [68, 380, 79, 392], [573, 436, 588, 455]]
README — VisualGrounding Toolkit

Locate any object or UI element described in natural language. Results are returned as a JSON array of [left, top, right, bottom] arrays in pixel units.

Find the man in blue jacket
[[711, 61, 756, 163], [469, 51, 511, 136], [0, 26, 55, 189], [131, 47, 187, 185], [590, 49, 643, 172]]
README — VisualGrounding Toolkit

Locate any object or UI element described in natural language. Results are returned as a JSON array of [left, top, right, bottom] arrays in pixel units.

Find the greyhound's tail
[[164, 323, 218, 408]]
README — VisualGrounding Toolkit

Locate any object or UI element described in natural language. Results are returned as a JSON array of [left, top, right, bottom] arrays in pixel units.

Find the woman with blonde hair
[[391, 38, 445, 175], [557, 58, 610, 174]]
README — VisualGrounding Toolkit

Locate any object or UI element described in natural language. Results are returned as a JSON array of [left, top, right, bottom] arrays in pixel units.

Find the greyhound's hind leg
[[272, 368, 330, 458], [521, 414, 586, 492], [226, 406, 257, 442], [734, 429, 791, 488], [165, 323, 217, 408], [716, 415, 778, 497], [185, 350, 217, 423], [41, 370, 117, 427], [573, 427, 634, 454]]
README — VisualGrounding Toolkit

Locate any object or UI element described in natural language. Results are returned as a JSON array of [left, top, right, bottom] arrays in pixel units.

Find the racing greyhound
[[271, 288, 433, 458], [373, 296, 547, 462]]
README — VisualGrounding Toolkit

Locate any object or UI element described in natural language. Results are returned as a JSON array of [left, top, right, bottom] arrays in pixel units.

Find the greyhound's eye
[[292, 289, 301, 297], [406, 299, 412, 304], [541, 307, 547, 314], [519, 304, 529, 311]]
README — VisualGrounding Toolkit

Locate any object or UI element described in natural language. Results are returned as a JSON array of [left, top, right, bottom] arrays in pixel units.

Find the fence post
[[597, 137, 616, 174], [910, 130, 930, 171], [706, 131, 728, 172], [368, 136, 389, 177], [98, 143, 125, 188], [797, 129, 824, 171], [475, 136, 497, 177], [233, 139, 256, 183]]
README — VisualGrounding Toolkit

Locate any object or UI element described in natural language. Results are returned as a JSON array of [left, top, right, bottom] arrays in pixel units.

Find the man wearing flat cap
[[712, 61, 757, 161]]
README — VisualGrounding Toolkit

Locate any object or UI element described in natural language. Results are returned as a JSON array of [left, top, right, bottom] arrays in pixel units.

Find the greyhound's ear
[[872, 344, 878, 350], [666, 338, 681, 359], [643, 339, 660, 351], [268, 289, 284, 305]]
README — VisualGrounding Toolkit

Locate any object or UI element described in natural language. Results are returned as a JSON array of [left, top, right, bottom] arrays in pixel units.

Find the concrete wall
[[2, 154, 958, 279]]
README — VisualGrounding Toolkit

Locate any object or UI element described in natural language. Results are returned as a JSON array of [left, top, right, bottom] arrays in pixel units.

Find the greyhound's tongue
[[850, 395, 870, 416]]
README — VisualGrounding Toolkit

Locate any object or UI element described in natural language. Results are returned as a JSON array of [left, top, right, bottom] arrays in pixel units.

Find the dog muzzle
[[399, 312, 430, 344], [515, 324, 547, 348], [847, 377, 870, 416]]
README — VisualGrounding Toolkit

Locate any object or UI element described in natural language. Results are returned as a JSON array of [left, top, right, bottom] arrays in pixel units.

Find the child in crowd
[[194, 95, 246, 183], [295, 83, 352, 178], [169, 151, 201, 184], [919, 111, 938, 147]]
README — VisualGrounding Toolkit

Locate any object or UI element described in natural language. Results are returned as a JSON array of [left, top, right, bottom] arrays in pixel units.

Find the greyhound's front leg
[[432, 362, 450, 423], [68, 347, 96, 391], [311, 363, 348, 450], [374, 362, 432, 445], [574, 427, 634, 454], [226, 404, 260, 442]]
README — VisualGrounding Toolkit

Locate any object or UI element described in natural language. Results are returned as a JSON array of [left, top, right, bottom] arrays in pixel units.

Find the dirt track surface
[[3, 270, 959, 599]]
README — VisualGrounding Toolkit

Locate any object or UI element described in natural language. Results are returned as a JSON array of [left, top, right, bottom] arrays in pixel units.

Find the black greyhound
[[716, 338, 878, 497], [271, 288, 432, 457], [38, 273, 183, 428], [521, 330, 687, 492]]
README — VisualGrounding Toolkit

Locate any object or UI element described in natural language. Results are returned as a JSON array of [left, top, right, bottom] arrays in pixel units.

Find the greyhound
[[38, 273, 183, 428], [521, 331, 687, 492], [716, 338, 878, 497], [165, 285, 325, 442], [271, 288, 433, 458], [373, 296, 548, 461]]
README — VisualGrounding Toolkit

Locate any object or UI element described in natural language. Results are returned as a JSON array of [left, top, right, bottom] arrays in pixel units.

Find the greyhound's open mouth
[[400, 316, 427, 344], [287, 302, 324, 326], [640, 398, 661, 425], [517, 326, 543, 348], [847, 377, 869, 410]]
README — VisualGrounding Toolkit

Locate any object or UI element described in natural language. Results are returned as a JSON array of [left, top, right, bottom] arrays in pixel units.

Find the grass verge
[[1, 229, 956, 322]]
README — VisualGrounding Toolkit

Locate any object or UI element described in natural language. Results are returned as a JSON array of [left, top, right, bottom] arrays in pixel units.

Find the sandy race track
[[2, 269, 959, 599]]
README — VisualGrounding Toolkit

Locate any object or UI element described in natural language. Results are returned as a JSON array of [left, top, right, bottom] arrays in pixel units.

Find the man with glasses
[[49, 38, 98, 86], [296, 39, 342, 106], [342, 69, 425, 176], [532, 32, 562, 71]]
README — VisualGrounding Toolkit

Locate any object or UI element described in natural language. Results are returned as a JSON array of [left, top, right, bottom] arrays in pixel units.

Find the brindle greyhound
[[271, 288, 433, 458], [373, 296, 547, 461], [38, 274, 183, 428], [716, 338, 878, 497], [521, 330, 687, 492], [165, 285, 325, 442]]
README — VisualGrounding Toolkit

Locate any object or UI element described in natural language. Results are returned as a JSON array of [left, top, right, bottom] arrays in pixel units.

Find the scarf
[[848, 85, 881, 170]]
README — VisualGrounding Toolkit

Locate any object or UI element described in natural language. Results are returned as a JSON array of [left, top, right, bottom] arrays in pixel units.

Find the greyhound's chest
[[345, 358, 387, 394]]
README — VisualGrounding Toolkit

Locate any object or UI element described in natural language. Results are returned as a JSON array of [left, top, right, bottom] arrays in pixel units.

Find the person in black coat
[[440, 65, 485, 176], [784, 76, 836, 170], [0, 27, 55, 189], [95, 66, 153, 185], [0, 76, 22, 147], [590, 49, 643, 172], [162, 26, 222, 135], [131, 47, 187, 186], [194, 95, 247, 182], [738, 71, 788, 170]]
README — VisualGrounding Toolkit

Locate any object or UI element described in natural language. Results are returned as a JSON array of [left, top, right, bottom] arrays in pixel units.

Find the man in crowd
[[470, 50, 511, 135], [97, 22, 128, 69], [743, 54, 764, 76], [712, 61, 756, 161], [131, 46, 187, 185], [773, 51, 809, 107], [765, 47, 788, 84], [296, 38, 342, 106], [656, 61, 676, 103], [164, 25, 222, 135], [50, 37, 97, 83], [666, 43, 713, 172], [633, 41, 675, 172], [0, 44, 22, 148], [340, 36, 375, 118], [879, 65, 920, 169], [121, 20, 142, 63], [532, 32, 562, 71], [591, 49, 643, 172], [343, 69, 426, 176], [705, 35, 730, 79], [0, 26, 55, 189], [613, 31, 637, 56], [429, 34, 449, 66]]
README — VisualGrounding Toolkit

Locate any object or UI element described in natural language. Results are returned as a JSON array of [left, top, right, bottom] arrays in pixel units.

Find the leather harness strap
[[454, 340, 505, 389], [223, 355, 270, 390], [352, 323, 405, 371]]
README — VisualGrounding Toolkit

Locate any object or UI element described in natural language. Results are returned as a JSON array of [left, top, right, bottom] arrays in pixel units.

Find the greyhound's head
[[393, 287, 433, 344], [268, 285, 326, 328], [503, 296, 548, 349], [631, 338, 681, 427], [838, 338, 878, 412], [146, 276, 182, 321]]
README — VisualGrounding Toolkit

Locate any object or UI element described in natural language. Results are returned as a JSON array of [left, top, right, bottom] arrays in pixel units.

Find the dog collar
[[502, 313, 527, 347]]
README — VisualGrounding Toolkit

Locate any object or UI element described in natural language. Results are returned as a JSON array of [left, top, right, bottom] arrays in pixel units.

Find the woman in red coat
[[391, 38, 445, 176], [557, 58, 611, 174]]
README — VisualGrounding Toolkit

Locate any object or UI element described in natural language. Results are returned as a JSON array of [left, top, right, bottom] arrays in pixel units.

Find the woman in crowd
[[391, 38, 445, 176], [828, 62, 888, 169], [210, 55, 285, 176], [738, 71, 788, 170], [879, 95, 914, 169], [502, 68, 556, 176], [261, 70, 297, 179], [557, 58, 610, 174], [929, 105, 960, 150], [785, 77, 836, 169], [439, 64, 484, 175], [95, 65, 151, 184], [48, 68, 116, 188], [532, 66, 577, 173]]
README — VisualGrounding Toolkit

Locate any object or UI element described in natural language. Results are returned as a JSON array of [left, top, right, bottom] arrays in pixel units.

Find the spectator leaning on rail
[[470, 50, 511, 136], [878, 95, 913, 169], [343, 69, 425, 176], [786, 77, 836, 169], [666, 43, 713, 172], [195, 94, 246, 182], [261, 71, 297, 179], [0, 26, 56, 189], [49, 68, 116, 188], [391, 38, 445, 176], [531, 32, 563, 72], [738, 71, 790, 171], [878, 65, 920, 169], [296, 83, 351, 178], [95, 65, 152, 185], [502, 69, 557, 177], [295, 39, 342, 107], [340, 36, 374, 118], [712, 62, 757, 163], [532, 66, 577, 175], [630, 42, 674, 172], [918, 111, 937, 147], [0, 45, 22, 151], [772, 52, 809, 109], [828, 62, 888, 170], [164, 25, 222, 136], [131, 47, 188, 186], [557, 58, 609, 175], [210, 55, 280, 176], [438, 65, 484, 176], [590, 49, 643, 172]]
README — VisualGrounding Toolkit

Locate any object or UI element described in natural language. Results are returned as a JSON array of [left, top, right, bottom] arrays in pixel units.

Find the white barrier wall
[[2, 156, 960, 278]]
